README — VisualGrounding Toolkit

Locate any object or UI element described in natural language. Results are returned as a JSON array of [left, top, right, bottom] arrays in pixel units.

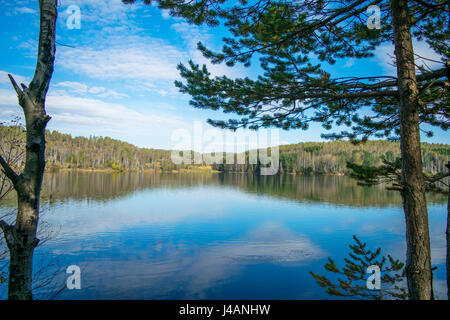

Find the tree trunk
[[0, 0, 57, 300], [1, 213, 38, 300], [446, 161, 449, 300], [389, 0, 433, 300]]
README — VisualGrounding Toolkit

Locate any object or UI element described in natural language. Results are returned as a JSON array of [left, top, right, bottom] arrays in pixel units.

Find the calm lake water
[[0, 171, 448, 299]]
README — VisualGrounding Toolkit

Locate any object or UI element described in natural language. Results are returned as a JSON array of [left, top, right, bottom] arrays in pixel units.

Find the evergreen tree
[[125, 0, 448, 299], [311, 236, 408, 300], [347, 158, 450, 299]]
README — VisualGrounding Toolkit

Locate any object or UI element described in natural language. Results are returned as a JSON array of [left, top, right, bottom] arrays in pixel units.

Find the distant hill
[[0, 124, 448, 174]]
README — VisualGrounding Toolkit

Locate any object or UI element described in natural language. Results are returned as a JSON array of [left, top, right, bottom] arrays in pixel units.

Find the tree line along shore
[[1, 125, 448, 175]]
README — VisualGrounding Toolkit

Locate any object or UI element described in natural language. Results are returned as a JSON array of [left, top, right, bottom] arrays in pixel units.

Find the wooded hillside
[[1, 124, 448, 174]]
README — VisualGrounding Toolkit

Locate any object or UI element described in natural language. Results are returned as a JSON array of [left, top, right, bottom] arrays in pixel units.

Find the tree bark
[[0, 0, 57, 300], [389, 0, 433, 300], [446, 161, 449, 300]]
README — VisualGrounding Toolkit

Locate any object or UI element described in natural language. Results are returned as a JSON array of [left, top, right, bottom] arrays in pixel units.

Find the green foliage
[[432, 147, 450, 156], [123, 0, 226, 26], [111, 162, 125, 172], [42, 129, 180, 172], [304, 145, 322, 153], [311, 235, 408, 300], [2, 123, 447, 175], [219, 140, 448, 175], [347, 156, 449, 194], [0, 117, 25, 201], [347, 157, 402, 187], [128, 0, 449, 142]]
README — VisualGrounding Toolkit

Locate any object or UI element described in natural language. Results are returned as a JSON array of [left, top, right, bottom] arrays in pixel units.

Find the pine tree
[[125, 0, 448, 299], [311, 235, 408, 300]]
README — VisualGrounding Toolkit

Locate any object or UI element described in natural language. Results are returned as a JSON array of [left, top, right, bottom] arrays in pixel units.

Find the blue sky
[[0, 0, 448, 152]]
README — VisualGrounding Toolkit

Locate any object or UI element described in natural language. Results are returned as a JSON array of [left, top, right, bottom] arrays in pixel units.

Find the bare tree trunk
[[389, 0, 433, 300], [0, 0, 57, 300]]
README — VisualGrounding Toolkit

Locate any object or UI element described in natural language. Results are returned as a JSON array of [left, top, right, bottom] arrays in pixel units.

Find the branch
[[207, 0, 383, 63], [0, 220, 11, 234], [8, 74, 23, 97], [292, 90, 399, 100], [412, 0, 449, 11], [386, 184, 405, 191], [337, 67, 447, 91], [0, 154, 19, 184], [425, 172, 450, 184], [0, 220, 15, 249], [252, 67, 447, 102]]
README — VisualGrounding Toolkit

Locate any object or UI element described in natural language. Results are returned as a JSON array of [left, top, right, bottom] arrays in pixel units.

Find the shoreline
[[47, 167, 347, 176]]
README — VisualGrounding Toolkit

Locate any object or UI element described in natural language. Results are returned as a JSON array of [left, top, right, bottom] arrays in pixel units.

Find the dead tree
[[0, 0, 57, 300]]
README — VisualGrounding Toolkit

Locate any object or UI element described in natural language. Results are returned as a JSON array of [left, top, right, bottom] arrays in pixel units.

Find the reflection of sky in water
[[1, 185, 447, 299]]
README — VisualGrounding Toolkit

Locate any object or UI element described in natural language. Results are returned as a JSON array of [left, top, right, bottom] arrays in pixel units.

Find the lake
[[0, 171, 448, 299]]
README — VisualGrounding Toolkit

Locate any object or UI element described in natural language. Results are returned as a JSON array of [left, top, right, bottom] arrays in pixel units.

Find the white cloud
[[54, 81, 129, 98], [0, 70, 30, 86], [157, 89, 168, 96], [57, 35, 185, 84], [59, 0, 142, 27], [161, 10, 171, 20], [54, 81, 88, 94], [14, 7, 37, 15], [46, 92, 186, 130], [0, 89, 20, 117], [16, 39, 38, 58], [344, 59, 355, 68], [375, 41, 445, 76], [413, 41, 445, 70], [0, 88, 187, 138], [172, 22, 247, 79], [51, 10, 247, 97]]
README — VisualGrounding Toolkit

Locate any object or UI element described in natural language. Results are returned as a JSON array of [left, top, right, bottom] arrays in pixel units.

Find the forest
[[0, 0, 448, 302], [1, 123, 448, 175]]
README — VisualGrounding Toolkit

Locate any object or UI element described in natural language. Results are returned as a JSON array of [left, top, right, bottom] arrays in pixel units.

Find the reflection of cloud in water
[[43, 188, 252, 237], [223, 242, 319, 263], [429, 225, 447, 265], [181, 223, 324, 298], [382, 214, 448, 300], [219, 223, 324, 264], [385, 222, 447, 265], [55, 223, 324, 299], [432, 279, 448, 300]]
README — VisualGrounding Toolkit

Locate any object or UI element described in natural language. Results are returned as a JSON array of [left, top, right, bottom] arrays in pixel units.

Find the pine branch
[[311, 236, 407, 300]]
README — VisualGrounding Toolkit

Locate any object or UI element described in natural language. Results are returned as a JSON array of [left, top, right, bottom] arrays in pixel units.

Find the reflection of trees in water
[[0, 204, 66, 300], [2, 171, 443, 208], [0, 171, 446, 299], [221, 174, 406, 207], [0, 118, 25, 287], [1, 148, 65, 299]]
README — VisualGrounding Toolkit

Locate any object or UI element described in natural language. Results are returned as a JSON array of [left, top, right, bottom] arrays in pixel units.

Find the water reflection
[[55, 223, 324, 299], [2, 171, 446, 208], [0, 172, 447, 299]]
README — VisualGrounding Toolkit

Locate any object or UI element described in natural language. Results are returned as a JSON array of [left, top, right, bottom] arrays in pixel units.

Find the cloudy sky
[[0, 0, 448, 151]]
